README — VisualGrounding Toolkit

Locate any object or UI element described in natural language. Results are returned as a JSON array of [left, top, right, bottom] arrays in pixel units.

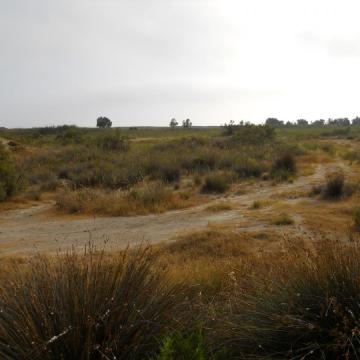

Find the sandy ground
[[0, 160, 351, 256]]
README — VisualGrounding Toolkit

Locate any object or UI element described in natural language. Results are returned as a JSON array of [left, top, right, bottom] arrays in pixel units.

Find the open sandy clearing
[[0, 160, 353, 255]]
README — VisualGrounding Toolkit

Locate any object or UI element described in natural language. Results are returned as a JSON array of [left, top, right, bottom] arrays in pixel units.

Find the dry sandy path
[[0, 161, 351, 255]]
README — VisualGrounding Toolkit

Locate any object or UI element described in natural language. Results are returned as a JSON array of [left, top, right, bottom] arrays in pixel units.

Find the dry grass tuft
[[163, 229, 251, 259], [205, 202, 234, 212], [271, 212, 294, 225], [0, 246, 187, 360], [215, 240, 360, 359]]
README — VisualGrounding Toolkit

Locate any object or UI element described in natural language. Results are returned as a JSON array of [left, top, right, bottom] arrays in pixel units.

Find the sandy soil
[[0, 159, 352, 256]]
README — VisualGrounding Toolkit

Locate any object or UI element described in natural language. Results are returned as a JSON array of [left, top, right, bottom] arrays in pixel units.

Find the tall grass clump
[[217, 240, 360, 359], [0, 247, 186, 360]]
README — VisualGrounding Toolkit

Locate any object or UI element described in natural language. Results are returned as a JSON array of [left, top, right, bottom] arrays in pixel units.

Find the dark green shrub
[[322, 127, 351, 137], [144, 160, 181, 183], [272, 153, 297, 174], [201, 174, 229, 193], [324, 172, 344, 198], [97, 130, 129, 151], [0, 145, 16, 201], [233, 158, 263, 178], [158, 165, 180, 183], [56, 129, 83, 144], [189, 154, 217, 172], [233, 125, 275, 145], [270, 153, 297, 181]]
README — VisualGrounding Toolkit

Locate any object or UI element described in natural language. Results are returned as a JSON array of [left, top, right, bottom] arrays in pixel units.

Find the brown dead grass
[[205, 202, 234, 212], [56, 183, 201, 217], [155, 228, 275, 295]]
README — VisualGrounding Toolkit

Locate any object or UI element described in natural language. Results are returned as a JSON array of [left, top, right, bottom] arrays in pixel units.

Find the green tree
[[182, 119, 192, 128], [96, 117, 112, 128], [169, 118, 178, 128]]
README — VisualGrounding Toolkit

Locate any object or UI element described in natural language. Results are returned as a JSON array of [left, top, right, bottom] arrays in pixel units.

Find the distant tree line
[[169, 118, 192, 128], [264, 117, 360, 127], [224, 117, 360, 130]]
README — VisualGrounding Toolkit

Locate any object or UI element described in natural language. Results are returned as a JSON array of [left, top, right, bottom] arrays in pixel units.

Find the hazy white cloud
[[1, 0, 360, 127]]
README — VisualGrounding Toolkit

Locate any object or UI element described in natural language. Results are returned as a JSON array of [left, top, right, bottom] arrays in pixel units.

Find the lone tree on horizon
[[182, 118, 192, 128], [97, 117, 112, 128], [169, 118, 178, 128]]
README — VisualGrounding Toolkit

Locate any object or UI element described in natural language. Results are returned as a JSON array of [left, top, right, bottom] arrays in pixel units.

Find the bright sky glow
[[1, 0, 360, 127]]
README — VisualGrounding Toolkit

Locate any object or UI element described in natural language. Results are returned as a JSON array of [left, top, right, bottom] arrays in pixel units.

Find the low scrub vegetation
[[270, 152, 297, 181], [2, 236, 360, 358], [310, 171, 355, 200], [220, 240, 360, 359], [5, 126, 306, 216], [324, 171, 345, 198], [0, 247, 187, 359], [0, 145, 17, 201], [201, 174, 230, 194], [56, 183, 198, 216], [96, 129, 130, 152]]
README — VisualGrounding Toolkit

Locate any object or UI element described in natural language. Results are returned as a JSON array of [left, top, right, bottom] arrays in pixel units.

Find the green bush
[[270, 153, 297, 181], [154, 330, 206, 360], [0, 145, 16, 201], [233, 125, 275, 145], [233, 158, 263, 178], [97, 130, 129, 151], [154, 329, 227, 360], [272, 153, 297, 174], [188, 153, 217, 172], [324, 171, 344, 198], [144, 159, 181, 183], [56, 129, 84, 144], [201, 174, 229, 193]]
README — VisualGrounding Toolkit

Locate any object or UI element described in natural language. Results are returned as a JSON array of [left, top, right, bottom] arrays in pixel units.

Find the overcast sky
[[2, 0, 360, 128]]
